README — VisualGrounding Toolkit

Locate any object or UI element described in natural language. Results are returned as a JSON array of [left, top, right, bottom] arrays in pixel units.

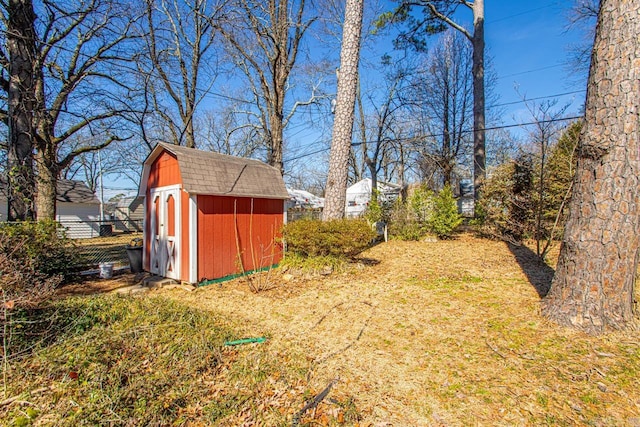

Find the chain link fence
[[286, 209, 322, 223], [7, 210, 319, 273], [58, 219, 143, 270]]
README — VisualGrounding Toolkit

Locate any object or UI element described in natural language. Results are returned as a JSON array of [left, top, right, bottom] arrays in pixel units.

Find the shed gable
[[147, 151, 182, 190]]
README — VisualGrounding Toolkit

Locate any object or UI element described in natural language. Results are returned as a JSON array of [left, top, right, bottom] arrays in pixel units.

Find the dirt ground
[[65, 234, 640, 425]]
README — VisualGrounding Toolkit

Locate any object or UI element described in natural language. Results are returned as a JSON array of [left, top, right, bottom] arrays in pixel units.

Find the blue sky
[[105, 0, 591, 199], [483, 1, 588, 123], [276, 0, 591, 184]]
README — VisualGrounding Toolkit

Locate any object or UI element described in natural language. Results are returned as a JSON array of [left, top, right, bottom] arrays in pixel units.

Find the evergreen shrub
[[283, 218, 376, 258], [428, 186, 463, 238]]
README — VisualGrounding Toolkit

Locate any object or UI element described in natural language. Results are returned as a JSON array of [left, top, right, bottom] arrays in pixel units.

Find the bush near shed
[[283, 218, 376, 259], [0, 221, 78, 309]]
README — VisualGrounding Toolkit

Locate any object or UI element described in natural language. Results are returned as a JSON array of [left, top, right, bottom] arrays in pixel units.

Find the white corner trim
[[189, 194, 198, 283]]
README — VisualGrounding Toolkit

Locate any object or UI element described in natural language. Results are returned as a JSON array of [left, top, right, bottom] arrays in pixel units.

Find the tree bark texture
[[322, 0, 363, 220], [471, 0, 485, 201], [6, 0, 37, 221], [34, 148, 57, 221], [542, 0, 640, 334]]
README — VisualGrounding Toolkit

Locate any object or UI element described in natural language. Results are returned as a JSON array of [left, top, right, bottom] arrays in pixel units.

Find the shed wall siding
[[148, 151, 182, 189], [197, 196, 283, 281]]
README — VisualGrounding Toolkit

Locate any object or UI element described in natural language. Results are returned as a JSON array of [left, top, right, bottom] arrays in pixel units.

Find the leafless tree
[[140, 0, 227, 148], [198, 108, 262, 158], [0, 0, 141, 220], [1, 0, 37, 220], [216, 0, 320, 175], [60, 134, 124, 193], [520, 98, 570, 259], [566, 0, 599, 77], [354, 56, 412, 198], [381, 0, 486, 202], [35, 0, 139, 219], [408, 30, 473, 188]]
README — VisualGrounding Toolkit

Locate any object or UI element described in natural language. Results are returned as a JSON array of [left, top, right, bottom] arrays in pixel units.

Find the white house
[[345, 178, 402, 218], [0, 179, 101, 238], [286, 188, 325, 210]]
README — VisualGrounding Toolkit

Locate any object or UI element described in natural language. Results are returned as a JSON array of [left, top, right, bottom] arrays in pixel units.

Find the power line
[[488, 2, 560, 24], [489, 90, 586, 108], [283, 115, 582, 163], [499, 63, 567, 79], [333, 89, 585, 134]]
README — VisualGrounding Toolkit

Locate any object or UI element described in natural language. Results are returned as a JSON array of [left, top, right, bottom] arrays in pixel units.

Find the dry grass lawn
[[159, 233, 640, 426]]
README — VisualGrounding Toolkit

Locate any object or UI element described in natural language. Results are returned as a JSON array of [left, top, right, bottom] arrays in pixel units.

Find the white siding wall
[[56, 203, 101, 238]]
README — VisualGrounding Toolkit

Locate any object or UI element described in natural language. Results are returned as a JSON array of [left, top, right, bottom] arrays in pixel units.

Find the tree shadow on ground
[[355, 257, 381, 266], [507, 242, 555, 298]]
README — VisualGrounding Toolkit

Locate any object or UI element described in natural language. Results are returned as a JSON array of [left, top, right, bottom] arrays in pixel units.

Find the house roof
[[56, 180, 100, 204], [346, 178, 402, 196], [139, 143, 289, 199], [0, 177, 99, 204], [115, 195, 144, 208]]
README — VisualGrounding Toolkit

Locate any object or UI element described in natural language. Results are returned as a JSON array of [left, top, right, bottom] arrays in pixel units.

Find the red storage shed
[[139, 143, 289, 284]]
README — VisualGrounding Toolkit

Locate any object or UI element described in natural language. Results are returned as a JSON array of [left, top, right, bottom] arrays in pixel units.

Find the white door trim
[[188, 195, 198, 283], [149, 185, 182, 280]]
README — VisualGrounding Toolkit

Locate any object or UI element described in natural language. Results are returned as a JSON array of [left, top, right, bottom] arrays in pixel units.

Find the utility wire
[[499, 64, 567, 79], [487, 2, 560, 24], [490, 90, 585, 107], [283, 115, 582, 163]]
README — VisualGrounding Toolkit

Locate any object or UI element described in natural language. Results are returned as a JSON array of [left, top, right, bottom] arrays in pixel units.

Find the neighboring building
[[113, 196, 144, 232], [286, 188, 324, 210], [139, 143, 289, 284], [0, 178, 101, 238], [345, 178, 402, 218], [457, 179, 475, 217], [285, 188, 324, 222]]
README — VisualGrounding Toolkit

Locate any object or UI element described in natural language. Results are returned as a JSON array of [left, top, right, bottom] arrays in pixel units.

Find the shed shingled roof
[[152, 143, 289, 199]]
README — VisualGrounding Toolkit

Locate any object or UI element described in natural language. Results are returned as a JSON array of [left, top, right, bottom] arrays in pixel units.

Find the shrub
[[363, 193, 383, 224], [0, 239, 60, 310], [428, 186, 463, 238], [387, 197, 421, 242], [387, 186, 462, 240], [283, 218, 376, 259], [0, 220, 78, 291], [408, 185, 434, 223]]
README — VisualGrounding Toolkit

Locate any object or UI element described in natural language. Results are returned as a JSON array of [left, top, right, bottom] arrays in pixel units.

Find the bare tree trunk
[[322, 0, 363, 220], [542, 0, 639, 334], [6, 0, 36, 221], [34, 148, 57, 220], [268, 107, 285, 175], [217, 0, 315, 176], [471, 0, 485, 201]]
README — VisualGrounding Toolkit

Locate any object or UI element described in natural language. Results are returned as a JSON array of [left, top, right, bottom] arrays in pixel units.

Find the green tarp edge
[[197, 264, 279, 287]]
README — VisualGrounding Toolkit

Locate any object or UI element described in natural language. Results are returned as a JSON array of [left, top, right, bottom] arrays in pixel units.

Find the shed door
[[150, 186, 181, 279]]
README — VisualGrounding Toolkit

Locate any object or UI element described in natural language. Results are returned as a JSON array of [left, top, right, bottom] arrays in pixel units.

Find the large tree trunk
[[322, 0, 363, 220], [35, 143, 58, 221], [471, 0, 485, 201], [542, 0, 639, 334], [6, 0, 37, 221], [268, 104, 285, 175]]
